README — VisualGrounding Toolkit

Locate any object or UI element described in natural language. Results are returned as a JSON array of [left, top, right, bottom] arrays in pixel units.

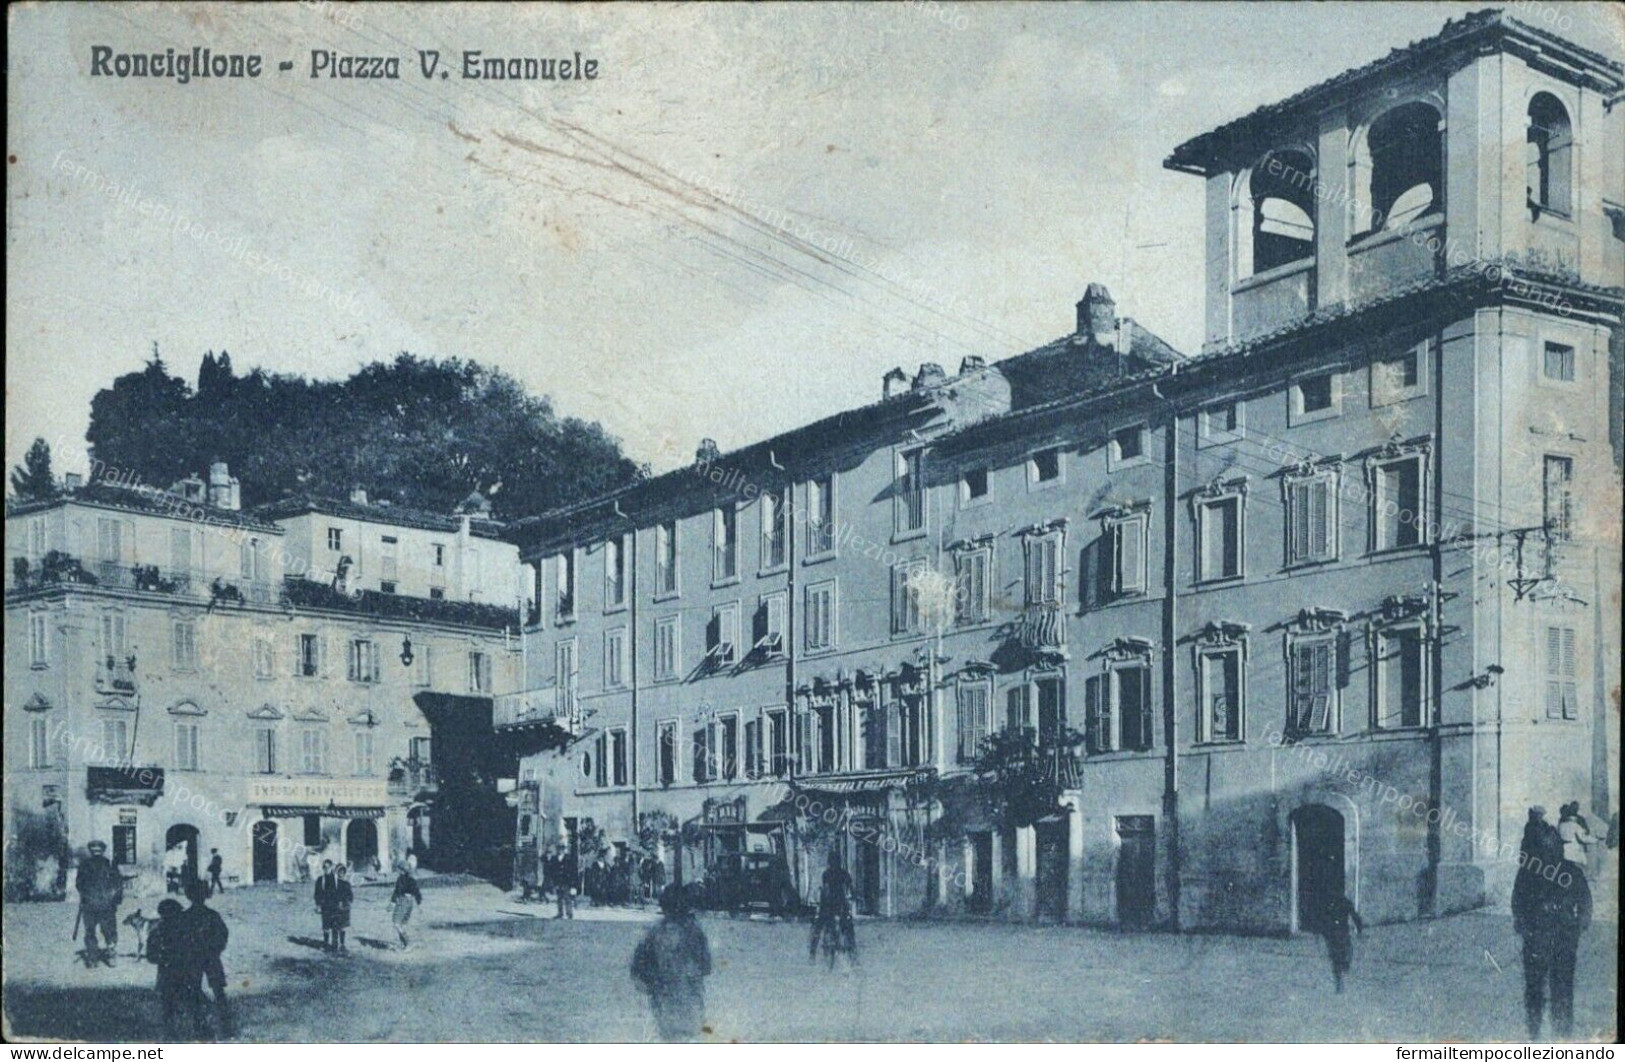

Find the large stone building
[[4, 467, 523, 894], [502, 10, 1621, 932]]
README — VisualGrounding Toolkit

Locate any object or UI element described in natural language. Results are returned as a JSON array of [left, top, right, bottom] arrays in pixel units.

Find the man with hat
[[75, 839, 125, 966], [631, 884, 712, 1042]]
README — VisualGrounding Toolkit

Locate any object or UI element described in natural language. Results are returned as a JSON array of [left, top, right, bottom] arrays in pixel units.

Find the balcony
[[387, 757, 438, 799], [8, 551, 100, 593], [283, 577, 520, 631], [1016, 602, 1066, 652], [494, 685, 574, 731], [95, 656, 139, 696]]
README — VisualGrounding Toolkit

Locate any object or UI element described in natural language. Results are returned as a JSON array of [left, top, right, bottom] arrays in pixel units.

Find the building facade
[[502, 10, 1621, 933], [4, 469, 523, 894]]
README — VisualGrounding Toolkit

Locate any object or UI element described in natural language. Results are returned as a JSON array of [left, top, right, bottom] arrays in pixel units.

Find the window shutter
[[1545, 680, 1563, 719], [892, 568, 908, 633], [1335, 631, 1351, 688], [291, 636, 301, 677], [1137, 667, 1153, 750], [1118, 519, 1145, 594], [1024, 542, 1041, 606], [1311, 479, 1330, 558], [1291, 646, 1312, 730], [886, 700, 901, 767], [1291, 484, 1310, 561], [1083, 676, 1103, 754]]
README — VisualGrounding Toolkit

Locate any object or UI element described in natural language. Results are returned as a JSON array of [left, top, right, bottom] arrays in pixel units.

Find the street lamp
[[400, 636, 415, 667]]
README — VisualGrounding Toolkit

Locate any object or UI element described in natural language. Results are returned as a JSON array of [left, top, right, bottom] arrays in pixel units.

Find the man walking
[[180, 880, 232, 1038], [1514, 810, 1593, 1039], [313, 859, 341, 950], [632, 885, 712, 1042], [554, 844, 577, 920], [206, 849, 225, 896], [75, 839, 124, 967]]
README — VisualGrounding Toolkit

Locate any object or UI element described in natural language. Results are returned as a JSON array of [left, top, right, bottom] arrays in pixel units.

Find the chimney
[[63, 473, 84, 493], [882, 367, 908, 399], [695, 438, 721, 466], [208, 462, 240, 511], [912, 362, 946, 391], [1076, 283, 1117, 348], [958, 355, 986, 375], [349, 486, 369, 506]]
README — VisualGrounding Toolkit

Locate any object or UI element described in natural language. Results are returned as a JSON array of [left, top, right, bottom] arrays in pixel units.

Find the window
[[1006, 684, 1032, 741], [433, 543, 445, 567], [327, 527, 343, 551], [1372, 345, 1426, 406], [303, 815, 322, 847], [255, 727, 278, 774], [1544, 626, 1579, 720], [429, 587, 444, 600], [611, 728, 629, 787], [767, 709, 790, 776], [1110, 425, 1146, 467], [348, 638, 380, 684], [893, 449, 926, 535], [1243, 149, 1317, 275], [1375, 626, 1427, 729], [961, 467, 990, 506], [654, 616, 680, 681], [1029, 448, 1062, 486], [707, 603, 738, 666], [713, 506, 738, 581], [805, 581, 835, 652], [957, 683, 991, 764], [413, 644, 435, 688], [555, 639, 578, 720], [379, 581, 397, 595], [860, 699, 887, 769], [1291, 372, 1339, 422], [169, 527, 192, 578], [1086, 666, 1152, 753], [411, 736, 431, 763], [603, 630, 626, 689], [97, 517, 124, 567], [955, 547, 992, 625], [298, 633, 321, 678], [172, 619, 198, 671], [29, 518, 47, 559], [253, 637, 275, 679], [1289, 639, 1339, 735], [300, 728, 329, 774], [891, 562, 925, 635], [1199, 402, 1243, 446], [754, 593, 786, 656], [761, 488, 788, 569], [1371, 455, 1425, 551], [29, 717, 52, 768], [657, 721, 678, 786], [241, 537, 266, 583], [555, 552, 576, 620], [593, 732, 609, 788], [720, 715, 739, 780], [1110, 513, 1148, 596], [469, 650, 493, 694], [1285, 472, 1336, 565], [1200, 648, 1244, 742], [604, 536, 626, 608], [745, 718, 763, 779], [656, 520, 678, 595], [1361, 102, 1442, 232], [101, 718, 128, 766], [1542, 342, 1576, 383], [101, 612, 127, 663], [1527, 93, 1573, 215], [29, 612, 48, 667], [378, 536, 398, 584], [353, 730, 375, 775], [1543, 456, 1574, 541], [1197, 493, 1243, 581], [808, 475, 836, 555], [691, 722, 716, 783], [1024, 533, 1062, 605]]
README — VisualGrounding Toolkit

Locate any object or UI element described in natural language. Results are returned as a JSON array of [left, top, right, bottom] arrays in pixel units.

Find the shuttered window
[[1025, 534, 1062, 605], [1544, 626, 1578, 720], [957, 684, 991, 764], [1287, 474, 1334, 564], [1112, 514, 1147, 595], [956, 548, 991, 625], [1291, 640, 1336, 734]]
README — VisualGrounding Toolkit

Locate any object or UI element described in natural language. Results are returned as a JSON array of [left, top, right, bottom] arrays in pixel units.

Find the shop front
[[247, 778, 395, 882]]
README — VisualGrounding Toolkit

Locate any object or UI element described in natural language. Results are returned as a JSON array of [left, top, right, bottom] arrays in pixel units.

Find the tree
[[9, 437, 58, 500]]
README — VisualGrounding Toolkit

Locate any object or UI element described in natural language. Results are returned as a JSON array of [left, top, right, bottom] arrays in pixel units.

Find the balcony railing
[[96, 656, 139, 695], [494, 685, 572, 731], [1017, 602, 1065, 651], [387, 758, 438, 799]]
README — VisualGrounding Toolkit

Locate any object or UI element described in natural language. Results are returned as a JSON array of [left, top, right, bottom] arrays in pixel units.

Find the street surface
[[2, 876, 1616, 1042]]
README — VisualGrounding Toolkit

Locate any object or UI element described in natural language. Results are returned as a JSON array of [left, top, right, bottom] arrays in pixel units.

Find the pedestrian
[[332, 864, 355, 954], [164, 842, 186, 895], [75, 839, 124, 967], [555, 844, 577, 920], [1318, 893, 1364, 992], [146, 898, 195, 1039], [1558, 802, 1595, 870], [810, 850, 855, 964], [313, 859, 341, 950], [541, 847, 558, 903], [180, 879, 232, 1038], [631, 884, 712, 1043], [1513, 808, 1592, 1039], [207, 849, 224, 896], [585, 851, 608, 906], [390, 857, 422, 950]]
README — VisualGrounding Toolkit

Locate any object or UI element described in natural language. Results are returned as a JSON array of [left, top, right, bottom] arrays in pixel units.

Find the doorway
[[346, 818, 379, 870], [852, 826, 882, 915], [252, 820, 279, 883], [969, 831, 994, 913], [166, 823, 199, 885], [1035, 819, 1070, 921], [1115, 815, 1156, 927], [1292, 804, 1345, 934]]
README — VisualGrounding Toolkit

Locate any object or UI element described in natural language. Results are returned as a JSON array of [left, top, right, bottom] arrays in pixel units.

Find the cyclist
[[809, 851, 856, 965]]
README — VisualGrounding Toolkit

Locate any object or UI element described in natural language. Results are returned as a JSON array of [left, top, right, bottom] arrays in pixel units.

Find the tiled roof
[[255, 494, 508, 541], [1165, 9, 1625, 176], [5, 481, 283, 532]]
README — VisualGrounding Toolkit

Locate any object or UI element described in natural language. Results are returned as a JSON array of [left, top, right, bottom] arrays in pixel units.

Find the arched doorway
[[346, 818, 379, 870], [1292, 804, 1345, 934], [252, 820, 279, 883], [166, 823, 200, 887]]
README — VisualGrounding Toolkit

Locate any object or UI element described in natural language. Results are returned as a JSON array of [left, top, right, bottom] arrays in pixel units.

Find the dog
[[122, 908, 157, 959]]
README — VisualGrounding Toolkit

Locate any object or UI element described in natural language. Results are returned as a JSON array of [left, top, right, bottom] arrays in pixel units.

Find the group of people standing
[[1513, 803, 1600, 1040], [525, 844, 671, 913], [312, 856, 422, 952]]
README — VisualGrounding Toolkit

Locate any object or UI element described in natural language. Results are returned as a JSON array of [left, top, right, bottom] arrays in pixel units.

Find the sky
[[7, 2, 1623, 482]]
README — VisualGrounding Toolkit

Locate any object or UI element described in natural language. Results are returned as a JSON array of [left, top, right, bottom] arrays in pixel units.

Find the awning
[[260, 805, 384, 820], [86, 765, 164, 806], [791, 768, 935, 795]]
